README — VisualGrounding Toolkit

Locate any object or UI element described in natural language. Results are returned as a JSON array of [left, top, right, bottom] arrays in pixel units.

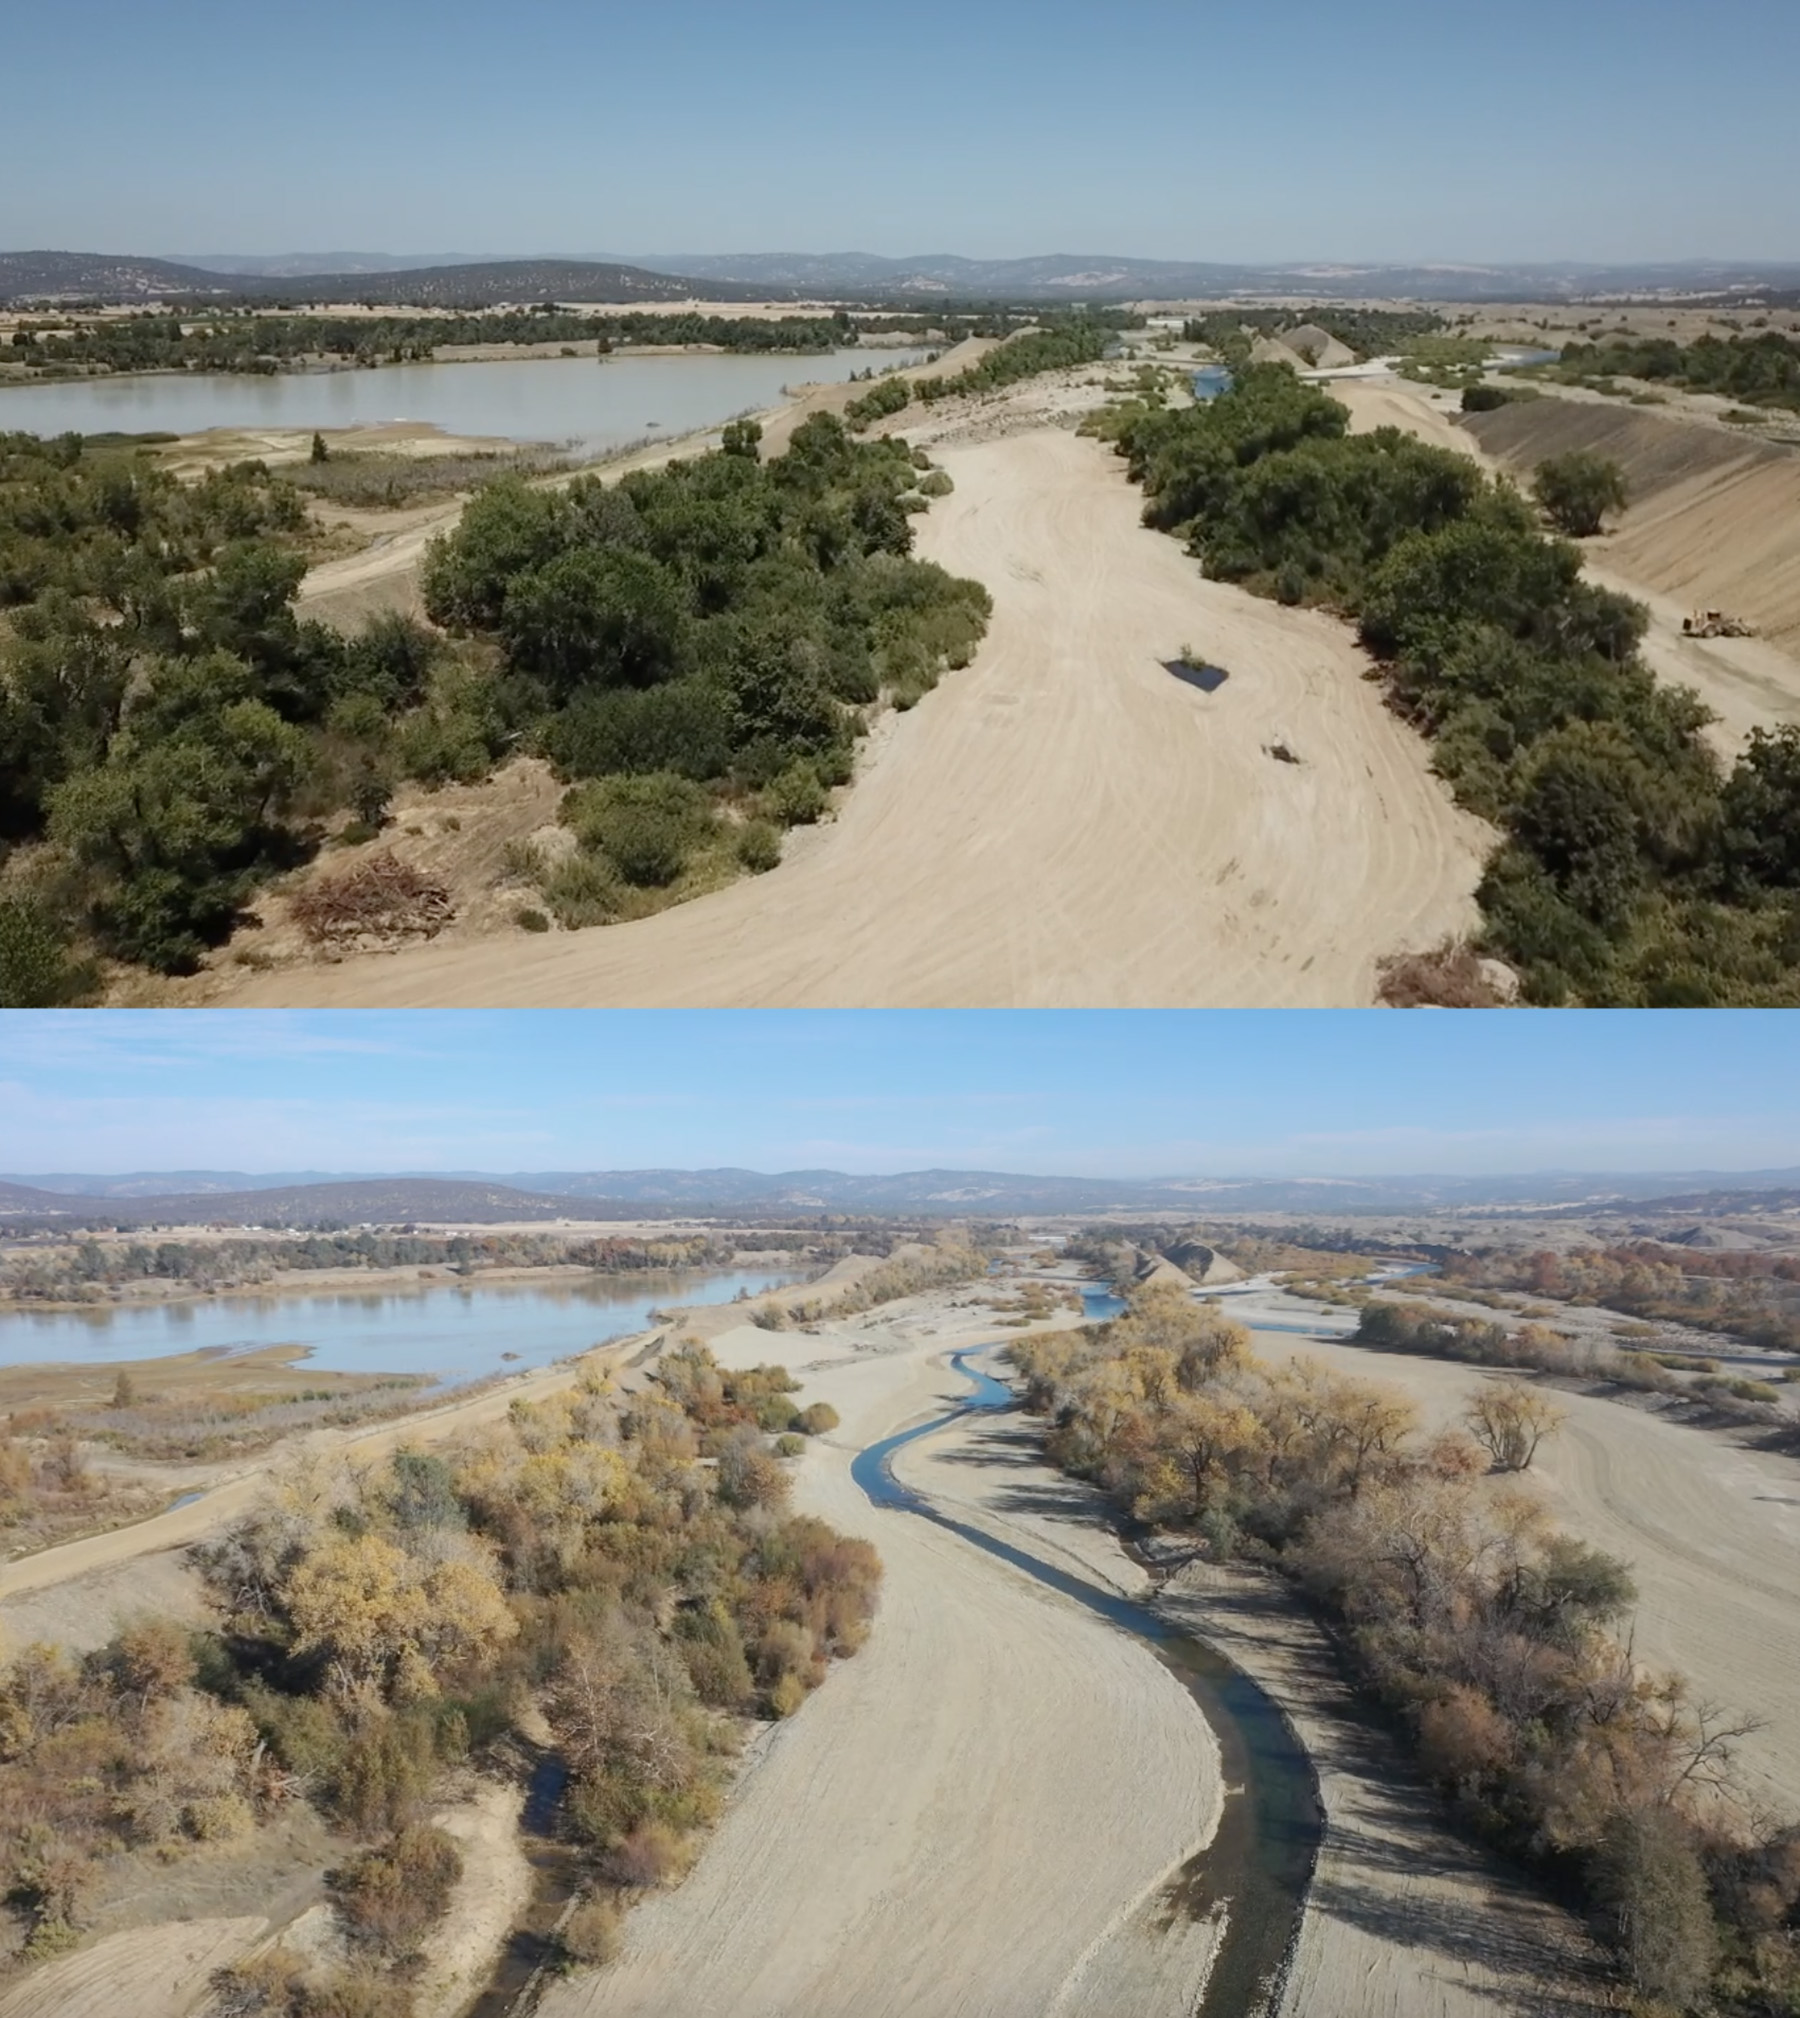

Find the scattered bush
[[1533, 451, 1629, 537], [331, 1826, 464, 1956]]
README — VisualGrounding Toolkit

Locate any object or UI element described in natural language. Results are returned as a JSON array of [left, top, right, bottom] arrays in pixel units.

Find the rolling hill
[[7, 1167, 1800, 1227], [0, 252, 767, 308]]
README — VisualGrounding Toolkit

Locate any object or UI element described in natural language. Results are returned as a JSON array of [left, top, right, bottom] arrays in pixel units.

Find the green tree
[[499, 548, 687, 698], [1533, 452, 1629, 537]]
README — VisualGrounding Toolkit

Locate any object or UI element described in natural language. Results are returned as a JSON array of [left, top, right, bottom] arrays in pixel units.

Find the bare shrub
[[289, 853, 454, 948], [559, 1893, 623, 1966], [331, 1824, 463, 1955], [1464, 1382, 1566, 1471]]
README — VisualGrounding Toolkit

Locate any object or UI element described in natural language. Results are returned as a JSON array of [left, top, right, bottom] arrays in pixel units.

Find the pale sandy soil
[[541, 1298, 1229, 2018], [0, 1919, 267, 2018], [1333, 377, 1800, 755], [1245, 1325, 1800, 1820], [416, 1779, 535, 2018], [216, 419, 1488, 1007]]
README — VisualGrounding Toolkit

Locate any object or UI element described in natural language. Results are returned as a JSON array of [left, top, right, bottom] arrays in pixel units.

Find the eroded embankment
[[1463, 397, 1800, 656]]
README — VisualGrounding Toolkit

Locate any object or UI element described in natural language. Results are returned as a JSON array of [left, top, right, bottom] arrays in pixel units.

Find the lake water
[[0, 349, 929, 453], [0, 1268, 803, 1385]]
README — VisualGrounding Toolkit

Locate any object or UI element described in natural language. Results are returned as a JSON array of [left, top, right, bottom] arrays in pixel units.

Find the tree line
[[1544, 331, 1800, 412], [0, 1345, 878, 2009], [0, 411, 989, 997], [1442, 1244, 1800, 1356], [842, 320, 1113, 432], [6, 309, 868, 377], [0, 1229, 752, 1301], [1090, 363, 1800, 1004], [1012, 1283, 1800, 2014]]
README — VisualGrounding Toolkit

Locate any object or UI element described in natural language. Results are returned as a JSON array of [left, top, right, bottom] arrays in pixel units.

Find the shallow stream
[[852, 1347, 1322, 2017]]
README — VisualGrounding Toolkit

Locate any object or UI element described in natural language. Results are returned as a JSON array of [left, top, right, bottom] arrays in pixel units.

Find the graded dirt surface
[[218, 421, 1489, 1008], [1244, 1322, 1800, 1820], [0, 1918, 268, 2018]]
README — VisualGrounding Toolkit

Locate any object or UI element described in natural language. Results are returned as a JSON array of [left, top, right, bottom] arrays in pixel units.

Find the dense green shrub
[[0, 898, 96, 1005], [1533, 451, 1629, 536], [561, 772, 717, 886]]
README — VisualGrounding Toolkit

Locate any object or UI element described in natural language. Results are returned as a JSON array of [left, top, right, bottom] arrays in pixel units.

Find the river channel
[[852, 1346, 1322, 2018], [0, 348, 929, 453], [0, 1268, 802, 1384]]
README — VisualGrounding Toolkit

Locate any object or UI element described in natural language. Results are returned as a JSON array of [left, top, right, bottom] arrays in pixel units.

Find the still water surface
[[0, 1269, 801, 1384], [0, 350, 928, 453]]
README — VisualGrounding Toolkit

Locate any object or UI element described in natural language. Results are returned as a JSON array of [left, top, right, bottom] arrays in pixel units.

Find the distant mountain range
[[8, 248, 1800, 308], [0, 252, 769, 309], [5, 1167, 1800, 1229]]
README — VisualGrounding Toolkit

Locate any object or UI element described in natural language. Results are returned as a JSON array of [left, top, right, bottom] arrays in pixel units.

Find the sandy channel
[[540, 1304, 1230, 2018], [224, 423, 1488, 1008]]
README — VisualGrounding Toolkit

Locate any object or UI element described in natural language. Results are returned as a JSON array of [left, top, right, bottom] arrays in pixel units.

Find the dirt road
[[224, 425, 1488, 1007]]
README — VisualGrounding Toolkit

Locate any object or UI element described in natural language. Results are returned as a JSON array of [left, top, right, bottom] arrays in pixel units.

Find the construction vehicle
[[1684, 609, 1755, 639]]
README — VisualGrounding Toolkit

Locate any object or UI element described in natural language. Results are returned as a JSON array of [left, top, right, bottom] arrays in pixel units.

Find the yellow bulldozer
[[1684, 609, 1755, 639]]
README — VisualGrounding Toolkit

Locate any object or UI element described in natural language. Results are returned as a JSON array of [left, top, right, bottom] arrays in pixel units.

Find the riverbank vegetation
[[0, 1345, 880, 2006], [4, 310, 862, 379], [1536, 332, 1800, 413], [0, 1229, 755, 1305], [0, 411, 988, 997], [1088, 363, 1800, 1004], [1013, 1284, 1800, 2014], [843, 320, 1112, 433], [1441, 1244, 1800, 1358]]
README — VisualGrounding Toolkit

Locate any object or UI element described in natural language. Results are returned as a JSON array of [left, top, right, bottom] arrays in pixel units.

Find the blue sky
[[0, 1011, 1794, 1177], [3, 0, 1796, 262]]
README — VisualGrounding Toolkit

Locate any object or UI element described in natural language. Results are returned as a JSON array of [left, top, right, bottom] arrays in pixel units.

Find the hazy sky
[[4, 0, 1796, 262], [1, 1011, 1794, 1177]]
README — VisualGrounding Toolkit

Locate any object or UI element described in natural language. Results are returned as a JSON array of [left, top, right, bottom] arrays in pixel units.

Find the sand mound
[[1161, 1239, 1244, 1286], [1281, 324, 1356, 369], [1133, 1254, 1200, 1293], [1463, 400, 1800, 655], [1250, 335, 1309, 371]]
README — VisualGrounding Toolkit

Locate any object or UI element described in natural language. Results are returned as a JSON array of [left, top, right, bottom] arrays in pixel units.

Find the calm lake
[[0, 1268, 803, 1385], [0, 349, 929, 454]]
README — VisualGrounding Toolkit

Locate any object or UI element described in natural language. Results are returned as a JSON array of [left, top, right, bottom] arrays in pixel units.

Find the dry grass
[[285, 446, 569, 511]]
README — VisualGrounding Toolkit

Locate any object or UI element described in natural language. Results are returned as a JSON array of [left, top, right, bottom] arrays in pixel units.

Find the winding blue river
[[851, 1345, 1321, 2018]]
